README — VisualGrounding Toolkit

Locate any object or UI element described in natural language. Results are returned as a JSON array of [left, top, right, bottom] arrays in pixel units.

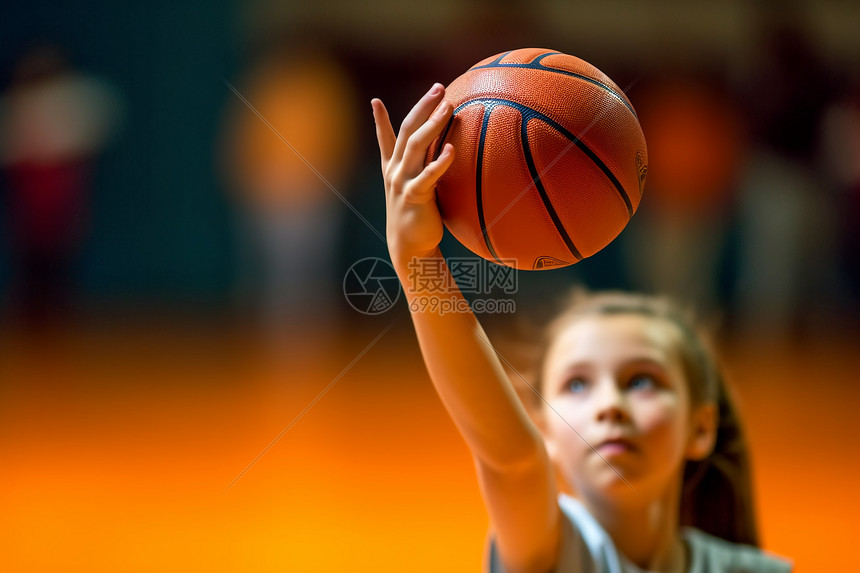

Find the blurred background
[[1, 0, 858, 571]]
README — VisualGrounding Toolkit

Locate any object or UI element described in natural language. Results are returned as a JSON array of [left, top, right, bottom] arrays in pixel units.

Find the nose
[[592, 378, 629, 423]]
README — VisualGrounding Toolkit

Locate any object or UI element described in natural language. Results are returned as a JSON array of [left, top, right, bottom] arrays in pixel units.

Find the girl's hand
[[371, 83, 455, 273]]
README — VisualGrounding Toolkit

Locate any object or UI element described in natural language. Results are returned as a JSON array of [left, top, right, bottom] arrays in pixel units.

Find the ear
[[685, 402, 718, 461]]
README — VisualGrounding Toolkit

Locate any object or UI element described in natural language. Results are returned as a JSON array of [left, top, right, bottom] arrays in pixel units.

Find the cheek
[[545, 401, 591, 465], [634, 395, 689, 458]]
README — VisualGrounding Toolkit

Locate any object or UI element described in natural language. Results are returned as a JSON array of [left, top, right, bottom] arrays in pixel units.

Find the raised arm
[[372, 85, 562, 573]]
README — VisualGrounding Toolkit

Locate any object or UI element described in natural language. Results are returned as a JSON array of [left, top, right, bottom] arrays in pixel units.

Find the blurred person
[[221, 44, 358, 341], [820, 71, 860, 316], [626, 68, 744, 316], [733, 13, 838, 339], [0, 44, 122, 326]]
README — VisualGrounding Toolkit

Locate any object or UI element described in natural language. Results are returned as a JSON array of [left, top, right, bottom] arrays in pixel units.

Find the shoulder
[[484, 494, 642, 573], [483, 500, 588, 573], [681, 527, 794, 573]]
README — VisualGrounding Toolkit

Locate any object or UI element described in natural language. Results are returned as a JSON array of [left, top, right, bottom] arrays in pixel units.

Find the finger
[[391, 83, 445, 164], [371, 98, 396, 169], [402, 99, 453, 176], [405, 143, 455, 204]]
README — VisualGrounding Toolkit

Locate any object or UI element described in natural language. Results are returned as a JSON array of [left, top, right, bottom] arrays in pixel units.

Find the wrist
[[391, 245, 442, 277]]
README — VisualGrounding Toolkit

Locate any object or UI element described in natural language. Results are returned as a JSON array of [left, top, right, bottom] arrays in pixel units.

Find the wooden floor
[[0, 316, 855, 572]]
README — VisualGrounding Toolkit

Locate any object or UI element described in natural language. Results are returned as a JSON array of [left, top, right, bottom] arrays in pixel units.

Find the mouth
[[594, 438, 637, 455]]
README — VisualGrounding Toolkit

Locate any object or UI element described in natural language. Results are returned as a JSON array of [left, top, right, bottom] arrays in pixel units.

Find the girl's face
[[539, 314, 714, 502]]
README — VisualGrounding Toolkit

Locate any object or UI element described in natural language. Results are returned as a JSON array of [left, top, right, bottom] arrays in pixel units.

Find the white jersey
[[485, 493, 793, 573]]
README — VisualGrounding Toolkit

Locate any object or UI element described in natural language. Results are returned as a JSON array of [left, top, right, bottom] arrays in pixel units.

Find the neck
[[580, 476, 686, 573]]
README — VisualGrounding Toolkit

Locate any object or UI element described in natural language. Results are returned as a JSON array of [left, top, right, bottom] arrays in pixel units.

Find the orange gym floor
[[0, 318, 855, 572]]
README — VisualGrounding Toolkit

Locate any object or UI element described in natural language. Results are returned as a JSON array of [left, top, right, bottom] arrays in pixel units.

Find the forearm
[[394, 247, 543, 470]]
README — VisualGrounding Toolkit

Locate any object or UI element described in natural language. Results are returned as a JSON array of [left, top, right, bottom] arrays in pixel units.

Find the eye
[[565, 378, 588, 393], [628, 374, 657, 391]]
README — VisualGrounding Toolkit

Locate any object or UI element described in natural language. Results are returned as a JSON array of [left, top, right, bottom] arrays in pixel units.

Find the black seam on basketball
[[475, 103, 504, 265], [520, 112, 583, 261], [453, 98, 634, 217], [468, 51, 637, 118]]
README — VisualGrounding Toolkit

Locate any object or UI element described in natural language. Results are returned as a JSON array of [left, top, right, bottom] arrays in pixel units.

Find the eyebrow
[[555, 356, 670, 378], [622, 357, 671, 370]]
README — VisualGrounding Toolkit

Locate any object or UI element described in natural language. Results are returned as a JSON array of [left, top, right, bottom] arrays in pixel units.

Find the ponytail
[[680, 369, 759, 546]]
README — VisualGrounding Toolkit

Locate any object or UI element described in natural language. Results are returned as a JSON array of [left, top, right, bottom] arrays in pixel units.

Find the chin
[[577, 467, 647, 501]]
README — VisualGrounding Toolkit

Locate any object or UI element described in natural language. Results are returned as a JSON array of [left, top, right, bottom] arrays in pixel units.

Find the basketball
[[427, 48, 648, 270]]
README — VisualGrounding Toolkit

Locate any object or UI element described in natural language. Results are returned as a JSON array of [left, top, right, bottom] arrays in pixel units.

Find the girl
[[371, 84, 793, 573]]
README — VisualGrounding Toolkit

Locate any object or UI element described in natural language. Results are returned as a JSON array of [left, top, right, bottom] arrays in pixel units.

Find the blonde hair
[[520, 289, 760, 546]]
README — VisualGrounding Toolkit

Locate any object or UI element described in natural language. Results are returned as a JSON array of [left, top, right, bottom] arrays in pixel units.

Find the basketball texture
[[428, 48, 647, 270]]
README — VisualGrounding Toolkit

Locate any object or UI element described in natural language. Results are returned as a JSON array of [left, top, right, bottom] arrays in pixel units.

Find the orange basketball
[[428, 48, 647, 270]]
